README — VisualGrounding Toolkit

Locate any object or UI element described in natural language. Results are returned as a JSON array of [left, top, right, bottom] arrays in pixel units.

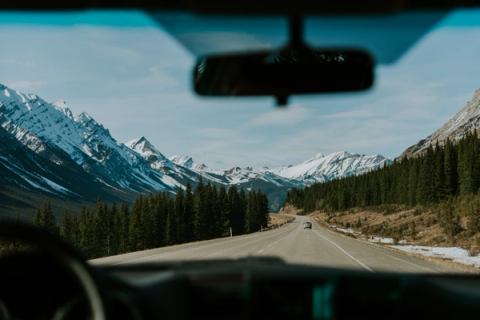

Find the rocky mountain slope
[[170, 152, 390, 187], [271, 151, 391, 185], [169, 152, 390, 210], [0, 84, 202, 196], [400, 89, 480, 159], [0, 83, 389, 213]]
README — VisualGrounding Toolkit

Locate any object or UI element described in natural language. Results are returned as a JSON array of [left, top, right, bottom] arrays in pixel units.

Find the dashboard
[[2, 252, 479, 320]]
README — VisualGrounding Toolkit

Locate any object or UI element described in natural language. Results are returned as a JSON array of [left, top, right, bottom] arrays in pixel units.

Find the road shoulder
[[311, 214, 480, 273]]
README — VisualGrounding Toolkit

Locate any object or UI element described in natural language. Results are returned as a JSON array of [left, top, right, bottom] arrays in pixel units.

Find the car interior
[[2, 1, 480, 319]]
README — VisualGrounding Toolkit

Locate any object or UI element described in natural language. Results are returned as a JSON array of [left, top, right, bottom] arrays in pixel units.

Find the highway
[[91, 216, 457, 273]]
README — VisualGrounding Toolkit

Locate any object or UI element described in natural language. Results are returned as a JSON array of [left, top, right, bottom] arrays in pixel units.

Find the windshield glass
[[1, 9, 480, 273]]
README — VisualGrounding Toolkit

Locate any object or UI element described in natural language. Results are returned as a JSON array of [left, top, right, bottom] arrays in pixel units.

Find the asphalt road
[[91, 216, 458, 273]]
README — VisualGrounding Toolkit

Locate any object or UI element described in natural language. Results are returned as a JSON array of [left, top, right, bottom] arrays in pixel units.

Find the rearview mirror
[[193, 46, 374, 106]]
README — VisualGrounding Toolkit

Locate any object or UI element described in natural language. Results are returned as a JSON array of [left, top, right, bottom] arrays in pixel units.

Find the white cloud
[[2, 19, 480, 169]]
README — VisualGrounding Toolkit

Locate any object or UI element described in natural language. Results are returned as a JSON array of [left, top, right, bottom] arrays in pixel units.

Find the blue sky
[[1, 10, 480, 168]]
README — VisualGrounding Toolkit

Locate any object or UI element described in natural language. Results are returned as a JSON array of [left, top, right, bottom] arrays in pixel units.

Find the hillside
[[400, 89, 480, 159]]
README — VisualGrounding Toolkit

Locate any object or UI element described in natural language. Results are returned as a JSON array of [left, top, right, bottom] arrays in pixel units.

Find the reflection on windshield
[[0, 10, 479, 273]]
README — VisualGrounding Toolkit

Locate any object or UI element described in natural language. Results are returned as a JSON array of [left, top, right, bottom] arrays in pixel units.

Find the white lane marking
[[314, 230, 373, 272], [256, 238, 282, 254], [375, 247, 435, 272], [318, 221, 436, 272], [255, 217, 307, 255]]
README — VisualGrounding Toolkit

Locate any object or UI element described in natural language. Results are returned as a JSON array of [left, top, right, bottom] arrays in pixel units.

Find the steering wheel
[[0, 220, 106, 320]]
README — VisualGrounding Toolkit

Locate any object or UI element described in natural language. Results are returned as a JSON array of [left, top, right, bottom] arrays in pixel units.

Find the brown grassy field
[[311, 205, 480, 255]]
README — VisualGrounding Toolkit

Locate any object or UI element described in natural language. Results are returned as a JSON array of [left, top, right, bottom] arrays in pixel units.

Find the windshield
[[1, 9, 480, 273]]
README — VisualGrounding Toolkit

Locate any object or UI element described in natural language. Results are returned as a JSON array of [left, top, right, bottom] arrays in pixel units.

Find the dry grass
[[269, 213, 295, 229], [312, 207, 452, 246], [278, 204, 303, 216]]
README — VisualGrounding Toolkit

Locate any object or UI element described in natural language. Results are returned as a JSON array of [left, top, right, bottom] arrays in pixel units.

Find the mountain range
[[400, 89, 480, 159], [0, 83, 390, 214]]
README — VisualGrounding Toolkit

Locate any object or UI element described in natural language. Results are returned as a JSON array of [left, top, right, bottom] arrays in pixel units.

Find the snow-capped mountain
[[272, 151, 391, 185], [170, 155, 209, 172], [125, 137, 216, 188], [1, 83, 390, 212], [170, 151, 390, 187], [400, 88, 480, 159], [168, 155, 305, 210], [0, 123, 120, 213], [170, 152, 391, 210], [126, 137, 171, 170], [0, 83, 188, 194], [168, 151, 389, 210]]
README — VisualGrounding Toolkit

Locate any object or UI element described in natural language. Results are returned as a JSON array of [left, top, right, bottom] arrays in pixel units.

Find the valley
[[4, 82, 480, 270], [0, 83, 388, 215]]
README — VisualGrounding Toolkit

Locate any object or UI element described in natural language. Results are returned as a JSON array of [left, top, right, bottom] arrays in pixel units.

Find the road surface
[[92, 216, 459, 273]]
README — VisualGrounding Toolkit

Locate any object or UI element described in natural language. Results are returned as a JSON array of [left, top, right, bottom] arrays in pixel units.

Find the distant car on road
[[303, 222, 312, 229]]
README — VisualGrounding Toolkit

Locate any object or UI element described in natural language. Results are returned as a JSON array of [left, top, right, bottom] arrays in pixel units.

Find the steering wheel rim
[[0, 220, 106, 320]]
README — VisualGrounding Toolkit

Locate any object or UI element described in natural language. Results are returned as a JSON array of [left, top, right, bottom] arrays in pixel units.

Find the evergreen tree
[[92, 200, 109, 257], [109, 203, 120, 255], [444, 139, 458, 196], [143, 195, 156, 249], [194, 180, 209, 240], [129, 197, 145, 251], [286, 132, 480, 214], [175, 189, 186, 243], [79, 207, 95, 257], [60, 210, 74, 245], [31, 180, 269, 259], [216, 186, 230, 237], [433, 142, 446, 201], [118, 203, 130, 253], [153, 193, 167, 247], [183, 184, 195, 242], [228, 186, 245, 236], [165, 197, 176, 245], [32, 202, 58, 235]]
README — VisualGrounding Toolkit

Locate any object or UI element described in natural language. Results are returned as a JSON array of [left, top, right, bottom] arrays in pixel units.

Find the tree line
[[286, 132, 480, 213], [33, 182, 269, 259]]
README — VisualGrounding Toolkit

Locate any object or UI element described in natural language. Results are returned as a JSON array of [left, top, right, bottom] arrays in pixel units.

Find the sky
[[1, 10, 480, 169]]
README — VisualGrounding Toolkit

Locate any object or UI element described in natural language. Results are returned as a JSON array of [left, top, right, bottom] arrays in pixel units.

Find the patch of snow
[[0, 156, 53, 193], [169, 154, 209, 172], [392, 245, 480, 268], [336, 227, 356, 234], [368, 236, 395, 244], [41, 177, 73, 195], [161, 175, 185, 189]]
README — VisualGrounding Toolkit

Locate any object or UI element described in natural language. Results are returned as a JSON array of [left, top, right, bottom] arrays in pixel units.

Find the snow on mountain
[[1, 82, 391, 211], [0, 124, 118, 203], [124, 137, 211, 188], [169, 151, 389, 187], [126, 137, 170, 170], [167, 151, 388, 211], [169, 155, 295, 186], [0, 83, 177, 192], [272, 151, 391, 185], [170, 155, 209, 172], [400, 89, 480, 159], [171, 158, 304, 210], [166, 151, 388, 210]]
